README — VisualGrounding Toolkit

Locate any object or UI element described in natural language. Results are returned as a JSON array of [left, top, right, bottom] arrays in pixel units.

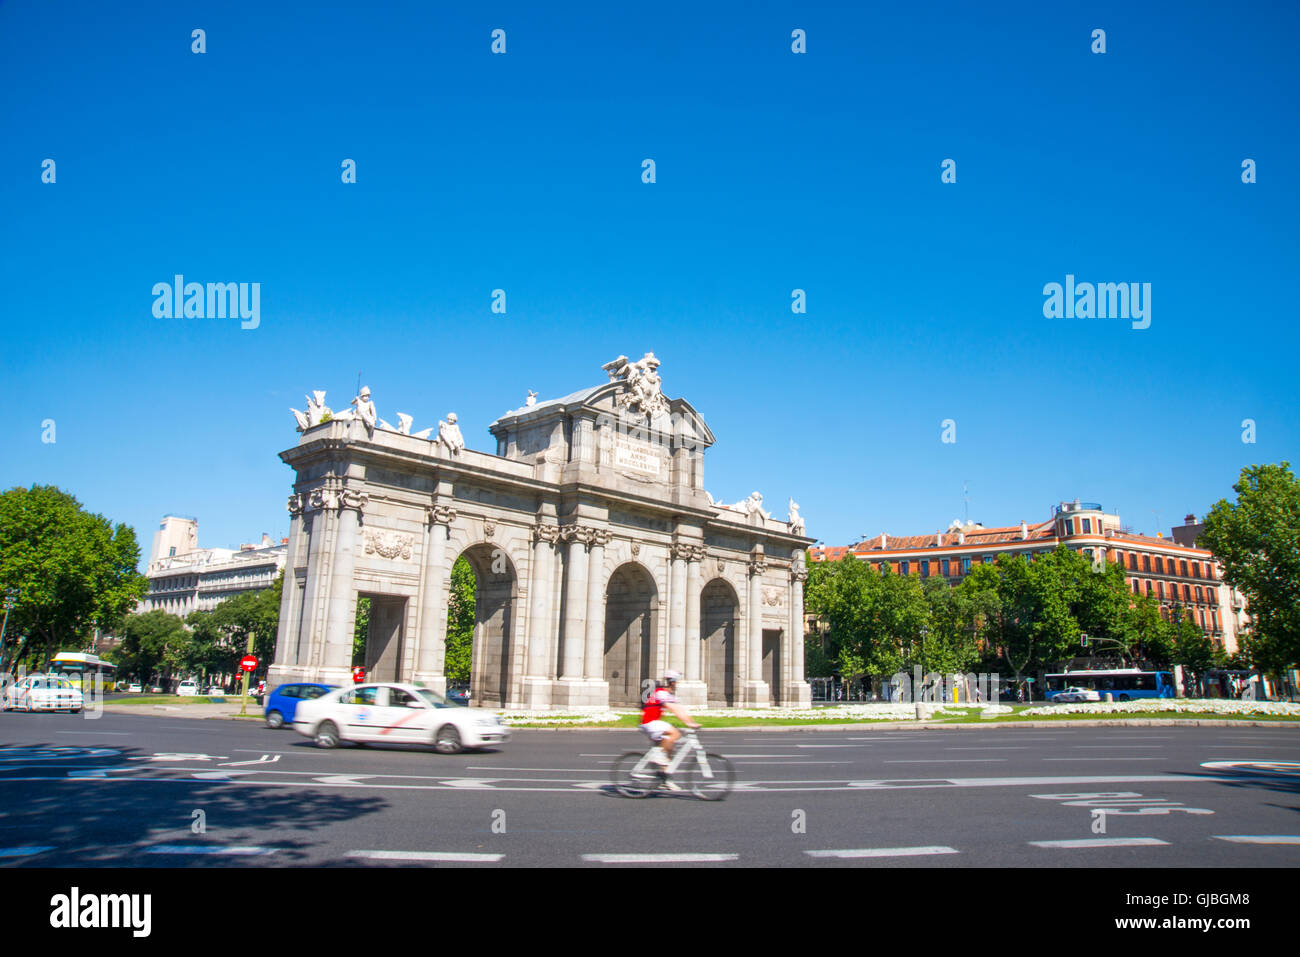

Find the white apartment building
[[141, 516, 288, 617]]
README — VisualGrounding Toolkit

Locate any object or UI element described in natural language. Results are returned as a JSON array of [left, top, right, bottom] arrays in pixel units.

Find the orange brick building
[[808, 500, 1249, 654]]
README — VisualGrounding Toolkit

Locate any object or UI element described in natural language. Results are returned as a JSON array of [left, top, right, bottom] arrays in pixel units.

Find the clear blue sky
[[2, 0, 1297, 561]]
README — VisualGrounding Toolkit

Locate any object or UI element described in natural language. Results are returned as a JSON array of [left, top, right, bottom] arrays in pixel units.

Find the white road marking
[[946, 747, 1028, 751], [1030, 838, 1168, 848], [886, 758, 1007, 763], [439, 778, 498, 788], [1212, 835, 1300, 845], [146, 845, 278, 855], [806, 846, 958, 859], [1074, 746, 1164, 750], [0, 846, 54, 857], [55, 731, 129, 735], [582, 853, 738, 863], [220, 755, 281, 767], [312, 774, 375, 785], [347, 850, 503, 862], [1042, 757, 1166, 762]]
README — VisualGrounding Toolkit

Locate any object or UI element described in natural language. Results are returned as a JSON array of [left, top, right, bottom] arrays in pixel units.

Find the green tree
[[110, 610, 188, 684], [352, 596, 370, 667], [0, 485, 146, 669], [445, 556, 475, 685], [1200, 462, 1300, 670], [914, 577, 980, 675], [1171, 609, 1216, 696]]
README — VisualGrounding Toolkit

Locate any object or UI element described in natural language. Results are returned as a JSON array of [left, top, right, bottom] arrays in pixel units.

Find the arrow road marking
[[219, 755, 281, 767]]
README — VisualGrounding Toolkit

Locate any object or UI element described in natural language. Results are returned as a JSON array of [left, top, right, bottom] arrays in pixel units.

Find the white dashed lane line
[[806, 846, 959, 859], [347, 850, 503, 862], [1029, 838, 1169, 849], [1212, 835, 1300, 845], [581, 853, 738, 863], [145, 845, 279, 856]]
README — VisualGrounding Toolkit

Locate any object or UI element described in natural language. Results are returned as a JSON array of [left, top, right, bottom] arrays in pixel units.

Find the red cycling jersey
[[641, 687, 676, 723]]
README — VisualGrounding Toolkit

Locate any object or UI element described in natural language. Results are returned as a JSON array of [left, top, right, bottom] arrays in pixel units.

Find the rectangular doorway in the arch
[[364, 596, 407, 683], [762, 629, 783, 706]]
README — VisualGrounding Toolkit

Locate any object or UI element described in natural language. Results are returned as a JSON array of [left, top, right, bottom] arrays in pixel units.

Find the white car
[[2, 674, 84, 713], [177, 680, 201, 696], [127, 682, 143, 694], [293, 682, 511, 754], [1054, 686, 1102, 703]]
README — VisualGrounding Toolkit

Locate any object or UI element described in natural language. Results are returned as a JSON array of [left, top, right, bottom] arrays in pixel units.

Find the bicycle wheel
[[610, 751, 658, 798], [687, 752, 736, 801]]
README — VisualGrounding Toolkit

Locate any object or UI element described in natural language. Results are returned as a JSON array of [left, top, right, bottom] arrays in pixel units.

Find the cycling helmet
[[663, 670, 682, 684]]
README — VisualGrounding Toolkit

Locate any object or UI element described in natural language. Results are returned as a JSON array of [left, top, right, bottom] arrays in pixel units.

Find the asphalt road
[[2, 711, 1298, 867]]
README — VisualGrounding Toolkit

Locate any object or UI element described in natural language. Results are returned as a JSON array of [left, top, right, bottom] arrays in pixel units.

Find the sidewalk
[[102, 702, 262, 721]]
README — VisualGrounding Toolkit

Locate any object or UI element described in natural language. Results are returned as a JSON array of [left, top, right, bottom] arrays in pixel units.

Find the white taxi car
[[1053, 686, 1102, 703], [2, 674, 85, 713], [292, 682, 510, 754]]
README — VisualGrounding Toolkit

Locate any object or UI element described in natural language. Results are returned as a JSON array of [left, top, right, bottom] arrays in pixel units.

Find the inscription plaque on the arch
[[613, 434, 660, 476]]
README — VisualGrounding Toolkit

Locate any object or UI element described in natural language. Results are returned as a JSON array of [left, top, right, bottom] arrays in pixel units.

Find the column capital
[[306, 487, 337, 512], [790, 568, 808, 583], [338, 488, 368, 514], [287, 493, 305, 516], [669, 541, 696, 562], [425, 504, 458, 527], [561, 524, 601, 547], [533, 523, 561, 545], [749, 557, 768, 577]]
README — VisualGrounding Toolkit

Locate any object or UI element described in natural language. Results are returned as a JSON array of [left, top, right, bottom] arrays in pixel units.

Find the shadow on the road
[[0, 740, 389, 867], [1170, 766, 1300, 803]]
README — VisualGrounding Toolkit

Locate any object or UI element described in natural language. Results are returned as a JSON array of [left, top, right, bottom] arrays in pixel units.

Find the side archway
[[450, 543, 518, 707], [700, 578, 739, 706], [604, 562, 659, 708]]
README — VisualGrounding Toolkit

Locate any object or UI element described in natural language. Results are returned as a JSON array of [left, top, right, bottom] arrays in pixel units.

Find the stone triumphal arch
[[268, 353, 813, 709]]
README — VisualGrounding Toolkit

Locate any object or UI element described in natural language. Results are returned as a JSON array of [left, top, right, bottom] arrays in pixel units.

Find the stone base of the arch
[[740, 680, 772, 707], [551, 678, 611, 710], [786, 682, 813, 708], [519, 676, 555, 710], [673, 680, 708, 709]]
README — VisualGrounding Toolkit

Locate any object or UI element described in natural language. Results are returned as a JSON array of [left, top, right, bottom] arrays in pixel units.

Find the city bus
[[47, 652, 116, 693], [1045, 669, 1175, 702]]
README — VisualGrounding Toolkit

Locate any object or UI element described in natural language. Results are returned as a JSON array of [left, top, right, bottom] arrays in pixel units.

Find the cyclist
[[640, 670, 700, 788]]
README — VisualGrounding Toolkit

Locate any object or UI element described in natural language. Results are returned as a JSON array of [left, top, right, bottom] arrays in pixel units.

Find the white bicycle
[[610, 728, 736, 801]]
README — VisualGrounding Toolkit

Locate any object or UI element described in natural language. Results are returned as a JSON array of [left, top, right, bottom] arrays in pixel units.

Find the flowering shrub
[[1019, 698, 1300, 717], [497, 710, 624, 725]]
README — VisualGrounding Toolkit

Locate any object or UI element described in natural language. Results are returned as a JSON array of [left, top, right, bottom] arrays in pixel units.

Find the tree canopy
[[0, 485, 147, 669], [1200, 462, 1300, 671]]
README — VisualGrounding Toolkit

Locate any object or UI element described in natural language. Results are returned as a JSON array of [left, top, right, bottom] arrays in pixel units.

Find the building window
[[1082, 518, 1092, 533], [963, 557, 971, 574], [1127, 553, 1136, 570], [1155, 556, 1164, 574], [1180, 560, 1188, 576], [1132, 579, 1140, 595], [1064, 519, 1074, 535], [941, 559, 950, 576], [1158, 581, 1165, 599], [1142, 554, 1151, 572], [901, 561, 910, 575], [920, 560, 930, 578]]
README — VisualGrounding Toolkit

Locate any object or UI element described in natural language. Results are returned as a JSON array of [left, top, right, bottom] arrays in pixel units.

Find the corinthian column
[[560, 527, 591, 679], [581, 530, 611, 708], [523, 522, 559, 708], [742, 546, 770, 707], [676, 544, 707, 708], [668, 543, 690, 675], [414, 504, 456, 690], [322, 488, 367, 683], [788, 552, 812, 706]]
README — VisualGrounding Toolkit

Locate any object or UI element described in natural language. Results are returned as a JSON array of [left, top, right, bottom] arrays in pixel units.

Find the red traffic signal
[[240, 655, 258, 673]]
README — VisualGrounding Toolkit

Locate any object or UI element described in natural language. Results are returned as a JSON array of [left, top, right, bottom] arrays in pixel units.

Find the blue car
[[264, 683, 335, 729]]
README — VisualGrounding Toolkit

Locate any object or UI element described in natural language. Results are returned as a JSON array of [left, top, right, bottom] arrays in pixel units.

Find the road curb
[[509, 718, 1300, 732]]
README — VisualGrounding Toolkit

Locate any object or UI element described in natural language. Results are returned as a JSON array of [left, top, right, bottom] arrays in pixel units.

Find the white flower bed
[[1020, 698, 1300, 718], [497, 710, 624, 725]]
